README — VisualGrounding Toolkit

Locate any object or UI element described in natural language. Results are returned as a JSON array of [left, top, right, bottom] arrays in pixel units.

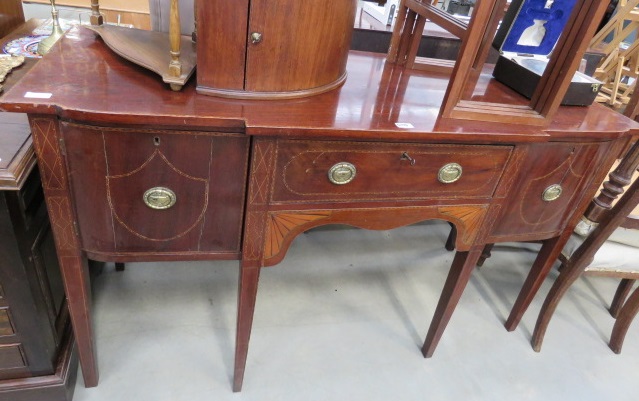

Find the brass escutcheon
[[143, 187, 177, 210], [542, 184, 563, 202], [328, 162, 356, 185], [438, 163, 462, 184]]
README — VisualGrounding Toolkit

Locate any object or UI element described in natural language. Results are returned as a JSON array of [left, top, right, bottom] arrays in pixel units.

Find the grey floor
[[72, 221, 639, 401]]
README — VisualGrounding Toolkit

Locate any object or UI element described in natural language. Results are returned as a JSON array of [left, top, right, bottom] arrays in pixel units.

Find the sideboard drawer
[[62, 123, 249, 258], [270, 140, 513, 203]]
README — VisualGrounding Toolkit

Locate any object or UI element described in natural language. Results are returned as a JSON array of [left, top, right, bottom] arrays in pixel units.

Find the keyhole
[[154, 137, 161, 146]]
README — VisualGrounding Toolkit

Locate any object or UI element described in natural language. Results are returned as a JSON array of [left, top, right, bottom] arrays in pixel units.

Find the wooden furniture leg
[[531, 263, 588, 351], [609, 286, 639, 353], [422, 245, 483, 358], [445, 223, 456, 251], [168, 0, 182, 91], [233, 264, 261, 392], [28, 116, 99, 387], [504, 233, 571, 331], [476, 243, 494, 267], [610, 278, 635, 318], [90, 0, 103, 25]]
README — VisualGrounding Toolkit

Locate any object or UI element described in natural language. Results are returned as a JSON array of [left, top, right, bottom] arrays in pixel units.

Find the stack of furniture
[[0, 3, 78, 400]]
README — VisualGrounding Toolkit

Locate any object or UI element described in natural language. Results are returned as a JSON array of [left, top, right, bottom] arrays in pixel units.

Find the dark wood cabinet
[[0, 113, 77, 401]]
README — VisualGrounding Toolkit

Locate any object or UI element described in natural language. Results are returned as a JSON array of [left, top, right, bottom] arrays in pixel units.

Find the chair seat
[[562, 231, 639, 274]]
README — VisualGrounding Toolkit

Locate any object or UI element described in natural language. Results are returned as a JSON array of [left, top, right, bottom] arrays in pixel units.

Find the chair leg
[[505, 235, 569, 332], [610, 279, 635, 318], [445, 223, 457, 251], [422, 245, 483, 358], [531, 263, 584, 352], [610, 286, 639, 354], [115, 262, 125, 272], [476, 243, 494, 267], [233, 264, 261, 392]]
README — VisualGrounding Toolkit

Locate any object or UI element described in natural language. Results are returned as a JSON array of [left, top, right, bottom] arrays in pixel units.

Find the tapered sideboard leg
[[505, 233, 570, 332], [233, 264, 261, 392], [422, 246, 483, 358]]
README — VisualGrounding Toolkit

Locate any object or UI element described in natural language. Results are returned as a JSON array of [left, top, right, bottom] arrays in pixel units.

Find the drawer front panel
[[0, 309, 14, 336], [62, 123, 249, 256], [271, 140, 513, 203], [491, 142, 603, 238], [0, 344, 26, 370]]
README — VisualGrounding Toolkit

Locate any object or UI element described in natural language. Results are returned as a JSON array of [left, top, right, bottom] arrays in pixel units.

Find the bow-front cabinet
[[0, 28, 636, 391]]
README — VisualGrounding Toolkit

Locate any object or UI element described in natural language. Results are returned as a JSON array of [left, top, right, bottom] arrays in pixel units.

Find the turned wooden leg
[[422, 245, 483, 358], [115, 262, 125, 272], [445, 223, 456, 251], [191, 0, 197, 43], [90, 0, 103, 25], [233, 264, 261, 392], [610, 286, 639, 354], [505, 234, 569, 332], [168, 0, 182, 90], [476, 243, 494, 267], [610, 279, 635, 318]]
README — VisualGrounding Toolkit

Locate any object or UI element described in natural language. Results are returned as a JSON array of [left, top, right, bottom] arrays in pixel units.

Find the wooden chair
[[528, 140, 639, 353]]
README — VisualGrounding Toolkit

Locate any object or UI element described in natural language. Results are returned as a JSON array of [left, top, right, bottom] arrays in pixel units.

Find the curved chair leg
[[610, 286, 639, 354], [610, 279, 635, 318], [531, 265, 583, 352], [115, 262, 125, 272]]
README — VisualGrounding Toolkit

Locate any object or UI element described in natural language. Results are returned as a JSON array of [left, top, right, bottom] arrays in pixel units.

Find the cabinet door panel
[[196, 0, 249, 91], [245, 0, 355, 92], [491, 142, 604, 239], [62, 123, 249, 258]]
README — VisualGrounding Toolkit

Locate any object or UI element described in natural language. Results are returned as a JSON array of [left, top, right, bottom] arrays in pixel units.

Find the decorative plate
[[3, 35, 47, 58]]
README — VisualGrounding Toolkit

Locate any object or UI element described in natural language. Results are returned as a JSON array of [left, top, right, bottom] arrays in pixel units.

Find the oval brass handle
[[328, 162, 356, 185], [250, 32, 263, 44], [438, 163, 463, 184], [542, 184, 563, 202], [143, 187, 177, 210]]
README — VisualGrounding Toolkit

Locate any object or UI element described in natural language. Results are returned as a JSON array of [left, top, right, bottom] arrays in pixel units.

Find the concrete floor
[[72, 221, 639, 401]]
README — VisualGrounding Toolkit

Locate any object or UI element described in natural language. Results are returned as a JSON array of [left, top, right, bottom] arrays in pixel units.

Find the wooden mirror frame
[[392, 0, 610, 126]]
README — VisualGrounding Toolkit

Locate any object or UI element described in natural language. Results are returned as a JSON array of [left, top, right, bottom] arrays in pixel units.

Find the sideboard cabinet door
[[62, 123, 249, 260]]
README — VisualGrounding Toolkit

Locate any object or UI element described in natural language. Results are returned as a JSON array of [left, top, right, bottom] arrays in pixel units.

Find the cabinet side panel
[[196, 0, 249, 91]]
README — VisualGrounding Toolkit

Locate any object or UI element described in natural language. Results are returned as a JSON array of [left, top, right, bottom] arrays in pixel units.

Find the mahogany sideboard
[[0, 27, 637, 392]]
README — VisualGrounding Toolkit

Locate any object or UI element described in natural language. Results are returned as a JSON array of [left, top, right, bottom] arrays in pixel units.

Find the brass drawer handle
[[328, 162, 357, 185], [143, 187, 177, 210], [438, 163, 463, 184], [542, 184, 563, 202]]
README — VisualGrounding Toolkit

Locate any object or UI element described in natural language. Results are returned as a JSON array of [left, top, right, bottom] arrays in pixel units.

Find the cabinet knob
[[328, 162, 357, 185], [250, 32, 263, 44], [143, 187, 177, 210], [438, 163, 463, 184], [542, 184, 563, 202]]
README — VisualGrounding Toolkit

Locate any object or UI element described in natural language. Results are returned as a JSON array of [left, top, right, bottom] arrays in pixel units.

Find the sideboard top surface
[[1, 26, 637, 143]]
